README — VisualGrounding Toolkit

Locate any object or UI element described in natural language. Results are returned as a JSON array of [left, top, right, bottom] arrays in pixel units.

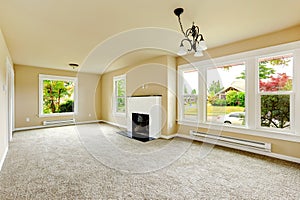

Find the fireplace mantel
[[127, 96, 162, 139]]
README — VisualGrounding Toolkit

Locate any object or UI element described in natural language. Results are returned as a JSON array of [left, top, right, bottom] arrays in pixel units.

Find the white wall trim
[[75, 120, 102, 125], [101, 120, 127, 129], [14, 120, 102, 132], [0, 146, 8, 171], [160, 133, 178, 139]]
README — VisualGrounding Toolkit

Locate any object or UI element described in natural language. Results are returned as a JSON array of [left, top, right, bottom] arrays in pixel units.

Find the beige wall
[[14, 65, 101, 128], [101, 55, 177, 135], [0, 29, 12, 166], [176, 25, 300, 158]]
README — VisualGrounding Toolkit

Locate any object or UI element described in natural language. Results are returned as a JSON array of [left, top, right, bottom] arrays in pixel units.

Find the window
[[179, 68, 198, 121], [206, 63, 246, 126], [178, 42, 299, 139], [258, 53, 293, 129], [113, 75, 126, 115], [39, 74, 78, 116]]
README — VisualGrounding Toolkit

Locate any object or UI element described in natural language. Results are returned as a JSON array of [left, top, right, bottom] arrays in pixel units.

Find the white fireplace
[[127, 96, 162, 140]]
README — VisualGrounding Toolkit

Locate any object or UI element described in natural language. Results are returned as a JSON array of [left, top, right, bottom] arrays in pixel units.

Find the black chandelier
[[174, 8, 207, 57]]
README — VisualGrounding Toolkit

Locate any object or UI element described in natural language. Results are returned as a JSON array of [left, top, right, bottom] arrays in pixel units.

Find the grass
[[184, 104, 245, 116]]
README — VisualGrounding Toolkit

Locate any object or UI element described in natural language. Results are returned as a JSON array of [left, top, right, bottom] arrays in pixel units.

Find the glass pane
[[117, 79, 125, 97], [183, 70, 198, 120], [259, 54, 293, 92], [43, 80, 75, 114], [206, 63, 246, 126], [261, 95, 290, 129], [117, 97, 126, 113], [183, 95, 198, 120]]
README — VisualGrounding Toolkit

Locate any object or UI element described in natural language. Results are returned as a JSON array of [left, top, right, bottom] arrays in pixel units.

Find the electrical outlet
[[88, 113, 91, 117], [26, 117, 30, 122]]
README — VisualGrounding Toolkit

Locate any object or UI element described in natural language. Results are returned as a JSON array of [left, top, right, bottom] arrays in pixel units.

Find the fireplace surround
[[127, 96, 162, 141]]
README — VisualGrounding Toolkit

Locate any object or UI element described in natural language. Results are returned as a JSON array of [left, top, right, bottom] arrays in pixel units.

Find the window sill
[[39, 112, 76, 118], [177, 120, 300, 143]]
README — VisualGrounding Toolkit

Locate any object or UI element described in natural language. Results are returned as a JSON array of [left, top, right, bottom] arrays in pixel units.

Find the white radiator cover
[[127, 96, 162, 139], [43, 119, 75, 126], [190, 131, 271, 152]]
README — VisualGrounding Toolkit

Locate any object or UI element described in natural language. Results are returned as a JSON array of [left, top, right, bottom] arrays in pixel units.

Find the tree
[[184, 86, 188, 94], [261, 95, 290, 128], [259, 73, 291, 92], [59, 100, 74, 112], [237, 58, 289, 80], [207, 80, 224, 105], [225, 91, 245, 107], [43, 80, 74, 114], [208, 80, 223, 95]]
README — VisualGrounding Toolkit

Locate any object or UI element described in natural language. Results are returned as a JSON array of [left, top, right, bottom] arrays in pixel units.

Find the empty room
[[0, 0, 299, 199]]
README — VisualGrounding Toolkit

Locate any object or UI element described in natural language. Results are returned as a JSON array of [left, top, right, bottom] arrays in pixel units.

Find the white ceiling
[[0, 0, 299, 74]]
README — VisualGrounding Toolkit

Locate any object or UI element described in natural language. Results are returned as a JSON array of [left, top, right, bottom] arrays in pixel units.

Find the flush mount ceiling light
[[174, 8, 207, 57], [69, 63, 79, 69]]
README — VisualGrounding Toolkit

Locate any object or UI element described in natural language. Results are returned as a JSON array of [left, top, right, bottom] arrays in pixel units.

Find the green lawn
[[184, 104, 244, 116]]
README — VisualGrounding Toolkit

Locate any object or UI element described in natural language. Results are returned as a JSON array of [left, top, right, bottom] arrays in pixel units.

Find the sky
[[183, 56, 293, 93]]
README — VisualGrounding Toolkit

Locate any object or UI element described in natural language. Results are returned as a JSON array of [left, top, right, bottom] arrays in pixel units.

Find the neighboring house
[[215, 79, 245, 99]]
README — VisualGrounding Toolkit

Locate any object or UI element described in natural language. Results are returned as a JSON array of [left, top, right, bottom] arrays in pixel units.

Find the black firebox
[[132, 113, 150, 142]]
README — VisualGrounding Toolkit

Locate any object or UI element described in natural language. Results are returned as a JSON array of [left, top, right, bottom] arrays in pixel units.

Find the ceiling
[[0, 0, 299, 74]]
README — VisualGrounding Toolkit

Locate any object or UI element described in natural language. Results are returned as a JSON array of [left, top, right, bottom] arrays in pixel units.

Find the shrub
[[59, 100, 74, 112]]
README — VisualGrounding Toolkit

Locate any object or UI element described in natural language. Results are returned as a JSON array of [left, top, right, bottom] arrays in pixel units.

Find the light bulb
[[194, 50, 203, 57], [177, 44, 187, 56], [199, 40, 207, 51]]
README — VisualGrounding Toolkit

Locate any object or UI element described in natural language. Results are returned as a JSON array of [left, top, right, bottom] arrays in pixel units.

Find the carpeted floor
[[0, 123, 299, 199]]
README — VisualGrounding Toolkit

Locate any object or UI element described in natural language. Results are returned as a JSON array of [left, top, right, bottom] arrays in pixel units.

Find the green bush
[[212, 99, 227, 106], [59, 100, 74, 113]]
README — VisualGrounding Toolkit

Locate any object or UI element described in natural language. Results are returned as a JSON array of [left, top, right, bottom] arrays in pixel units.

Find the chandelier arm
[[195, 26, 200, 41], [177, 16, 187, 37], [185, 27, 192, 38], [180, 38, 193, 51]]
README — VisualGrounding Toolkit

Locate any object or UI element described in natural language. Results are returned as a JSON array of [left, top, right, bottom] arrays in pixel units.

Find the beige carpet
[[0, 123, 299, 199]]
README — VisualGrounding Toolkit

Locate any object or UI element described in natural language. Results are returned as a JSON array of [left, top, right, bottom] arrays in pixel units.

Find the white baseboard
[[160, 134, 178, 139], [14, 120, 102, 132], [101, 120, 127, 129], [75, 120, 102, 125], [0, 146, 8, 171]]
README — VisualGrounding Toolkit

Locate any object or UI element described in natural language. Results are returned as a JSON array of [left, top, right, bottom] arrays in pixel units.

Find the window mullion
[[293, 49, 300, 134], [246, 58, 256, 129]]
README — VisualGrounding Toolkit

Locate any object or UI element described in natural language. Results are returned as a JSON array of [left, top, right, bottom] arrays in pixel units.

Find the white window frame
[[177, 41, 300, 142], [113, 74, 126, 116], [204, 61, 247, 127], [255, 51, 295, 131], [177, 65, 200, 122], [39, 74, 78, 117]]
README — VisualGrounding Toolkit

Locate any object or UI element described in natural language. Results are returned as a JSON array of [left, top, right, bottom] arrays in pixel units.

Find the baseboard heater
[[43, 119, 75, 126], [190, 131, 271, 152]]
